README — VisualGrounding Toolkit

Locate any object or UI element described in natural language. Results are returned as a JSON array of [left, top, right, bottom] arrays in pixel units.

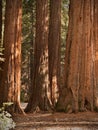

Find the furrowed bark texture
[[94, 0, 98, 108], [0, 0, 23, 114], [56, 0, 98, 113], [48, 0, 61, 107], [25, 0, 51, 112]]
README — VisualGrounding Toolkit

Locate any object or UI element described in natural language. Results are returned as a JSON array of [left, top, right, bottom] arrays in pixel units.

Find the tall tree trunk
[[0, 0, 23, 114], [56, 0, 98, 113], [48, 0, 61, 107], [94, 0, 98, 107], [25, 0, 51, 112], [29, 3, 35, 97]]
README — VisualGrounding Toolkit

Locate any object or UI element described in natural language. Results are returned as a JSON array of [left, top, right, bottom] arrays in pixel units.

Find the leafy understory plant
[[0, 102, 15, 130]]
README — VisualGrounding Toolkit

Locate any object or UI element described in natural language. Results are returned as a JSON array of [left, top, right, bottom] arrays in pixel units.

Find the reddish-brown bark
[[0, 0, 23, 114], [56, 0, 98, 113], [25, 0, 51, 112], [48, 0, 61, 107], [94, 0, 98, 108]]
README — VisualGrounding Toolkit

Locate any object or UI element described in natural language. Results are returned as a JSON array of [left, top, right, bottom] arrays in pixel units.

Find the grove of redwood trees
[[0, 0, 98, 114]]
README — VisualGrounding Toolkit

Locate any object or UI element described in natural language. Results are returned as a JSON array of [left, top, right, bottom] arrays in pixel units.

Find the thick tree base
[[25, 99, 54, 113], [56, 88, 97, 113], [5, 102, 25, 115]]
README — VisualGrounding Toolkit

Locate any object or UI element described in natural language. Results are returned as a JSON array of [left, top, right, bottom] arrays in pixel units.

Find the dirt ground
[[13, 111, 98, 130]]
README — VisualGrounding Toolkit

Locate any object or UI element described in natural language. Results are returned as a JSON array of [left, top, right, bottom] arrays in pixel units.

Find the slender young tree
[[25, 0, 51, 112], [21, 0, 36, 101], [48, 0, 61, 107], [29, 0, 36, 97], [0, 0, 23, 113], [56, 0, 98, 113]]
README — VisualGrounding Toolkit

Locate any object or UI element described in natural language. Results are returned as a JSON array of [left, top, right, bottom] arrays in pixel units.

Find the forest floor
[[13, 103, 98, 130]]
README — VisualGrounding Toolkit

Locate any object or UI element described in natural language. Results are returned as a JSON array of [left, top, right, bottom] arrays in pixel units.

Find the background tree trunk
[[29, 3, 35, 98], [25, 0, 51, 112], [56, 0, 98, 113], [48, 0, 61, 107], [0, 0, 23, 114]]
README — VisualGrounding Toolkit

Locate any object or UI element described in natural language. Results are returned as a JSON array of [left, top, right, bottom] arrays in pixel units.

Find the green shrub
[[0, 103, 15, 130]]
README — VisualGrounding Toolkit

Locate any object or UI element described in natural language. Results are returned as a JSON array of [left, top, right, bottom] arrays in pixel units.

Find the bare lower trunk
[[25, 0, 52, 113], [48, 0, 61, 107], [0, 0, 23, 114], [56, 0, 98, 113], [94, 0, 98, 110]]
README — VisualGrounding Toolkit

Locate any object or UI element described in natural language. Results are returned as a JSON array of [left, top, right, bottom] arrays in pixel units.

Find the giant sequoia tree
[[25, 0, 51, 112], [0, 0, 23, 113], [56, 0, 98, 113], [48, 0, 61, 107], [94, 0, 98, 99]]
